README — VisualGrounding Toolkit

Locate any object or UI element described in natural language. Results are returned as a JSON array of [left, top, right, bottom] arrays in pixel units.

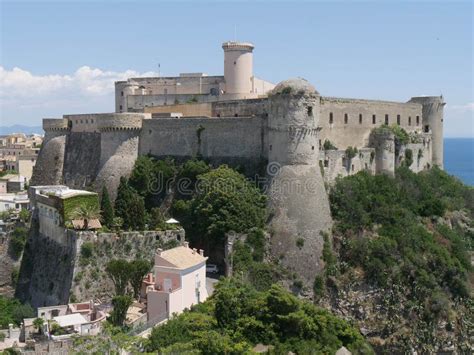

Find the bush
[[323, 140, 338, 150], [330, 168, 472, 307], [0, 296, 35, 327], [9, 227, 27, 259], [80, 242, 94, 259]]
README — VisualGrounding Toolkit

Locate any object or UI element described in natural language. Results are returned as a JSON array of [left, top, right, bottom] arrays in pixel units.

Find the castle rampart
[[320, 97, 423, 149]]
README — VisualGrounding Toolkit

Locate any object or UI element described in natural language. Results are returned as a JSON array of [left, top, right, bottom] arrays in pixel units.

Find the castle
[[31, 41, 445, 282]]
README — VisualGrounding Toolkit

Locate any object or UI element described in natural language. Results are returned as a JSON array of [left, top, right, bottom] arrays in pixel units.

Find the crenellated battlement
[[43, 119, 70, 132], [96, 113, 149, 132]]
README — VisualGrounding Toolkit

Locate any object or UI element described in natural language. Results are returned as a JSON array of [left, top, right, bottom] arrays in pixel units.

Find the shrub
[[9, 227, 27, 259], [80, 242, 94, 259], [323, 140, 338, 150]]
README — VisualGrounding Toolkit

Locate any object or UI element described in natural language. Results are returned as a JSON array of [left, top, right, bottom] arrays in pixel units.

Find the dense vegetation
[[328, 167, 473, 349], [118, 157, 267, 256], [146, 278, 372, 354], [0, 296, 34, 328]]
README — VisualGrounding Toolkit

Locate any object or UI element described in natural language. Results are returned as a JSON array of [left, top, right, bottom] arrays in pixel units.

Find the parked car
[[206, 264, 219, 274]]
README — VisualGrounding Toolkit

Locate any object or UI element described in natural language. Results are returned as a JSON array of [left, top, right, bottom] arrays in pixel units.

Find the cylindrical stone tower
[[409, 96, 445, 168], [95, 113, 149, 199], [30, 118, 70, 185], [369, 128, 395, 177], [222, 41, 254, 97], [266, 78, 332, 284], [115, 81, 139, 113]]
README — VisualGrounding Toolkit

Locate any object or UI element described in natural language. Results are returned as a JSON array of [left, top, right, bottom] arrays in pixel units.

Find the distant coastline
[[444, 138, 474, 186]]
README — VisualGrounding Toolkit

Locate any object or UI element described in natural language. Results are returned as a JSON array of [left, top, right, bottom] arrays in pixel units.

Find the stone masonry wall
[[16, 224, 183, 308], [140, 117, 265, 165], [320, 97, 423, 150]]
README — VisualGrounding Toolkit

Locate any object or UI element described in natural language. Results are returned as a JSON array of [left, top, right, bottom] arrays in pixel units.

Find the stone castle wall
[[319, 97, 423, 149], [140, 116, 265, 165], [16, 221, 183, 308]]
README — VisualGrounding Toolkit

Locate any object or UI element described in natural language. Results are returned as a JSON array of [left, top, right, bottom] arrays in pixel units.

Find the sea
[[444, 138, 474, 186]]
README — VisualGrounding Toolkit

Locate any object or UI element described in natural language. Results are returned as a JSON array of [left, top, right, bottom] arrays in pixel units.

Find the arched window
[[416, 115, 420, 125]]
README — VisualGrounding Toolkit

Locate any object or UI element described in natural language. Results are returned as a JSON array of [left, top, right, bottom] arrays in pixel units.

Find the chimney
[[199, 249, 204, 256], [156, 248, 163, 256], [192, 248, 197, 254], [183, 241, 189, 248]]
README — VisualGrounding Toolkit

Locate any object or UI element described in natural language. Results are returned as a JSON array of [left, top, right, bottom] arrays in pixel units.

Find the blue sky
[[0, 0, 472, 137]]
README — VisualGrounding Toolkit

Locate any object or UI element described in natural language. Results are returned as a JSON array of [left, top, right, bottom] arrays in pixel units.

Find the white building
[[144, 242, 208, 323]]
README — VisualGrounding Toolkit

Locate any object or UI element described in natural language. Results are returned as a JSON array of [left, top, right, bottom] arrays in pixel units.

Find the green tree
[[19, 209, 30, 223], [100, 186, 114, 228], [114, 177, 146, 230], [0, 296, 34, 328], [175, 165, 266, 244], [33, 317, 44, 334], [148, 207, 165, 230], [106, 259, 131, 296], [129, 259, 151, 300], [109, 295, 133, 327]]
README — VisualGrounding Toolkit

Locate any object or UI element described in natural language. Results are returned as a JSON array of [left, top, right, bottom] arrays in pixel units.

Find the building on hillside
[[0, 174, 26, 193], [0, 133, 42, 181], [0, 192, 29, 212], [143, 242, 208, 323], [29, 186, 100, 241], [22, 300, 107, 341]]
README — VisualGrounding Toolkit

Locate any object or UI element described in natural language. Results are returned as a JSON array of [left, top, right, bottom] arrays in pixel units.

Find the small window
[[269, 145, 272, 151], [324, 160, 329, 168], [311, 146, 315, 151], [119, 105, 123, 111], [234, 113, 238, 117], [385, 114, 389, 125], [359, 114, 362, 124], [80, 120, 83, 124], [149, 130, 152, 134], [164, 88, 168, 95], [307, 106, 313, 116], [416, 115, 420, 125], [397, 115, 400, 125], [91, 119, 94, 124], [372, 114, 376, 124], [408, 116, 412, 126], [424, 125, 430, 133], [234, 61, 236, 65], [329, 112, 333, 124], [85, 119, 88, 124], [344, 113, 348, 124], [351, 164, 355, 172], [121, 91, 123, 97]]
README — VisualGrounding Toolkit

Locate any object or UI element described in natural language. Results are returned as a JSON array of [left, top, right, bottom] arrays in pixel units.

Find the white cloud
[[0, 66, 157, 98], [0, 66, 157, 126], [448, 102, 474, 112]]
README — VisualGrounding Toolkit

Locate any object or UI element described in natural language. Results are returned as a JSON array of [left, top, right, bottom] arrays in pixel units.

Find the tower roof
[[222, 41, 254, 51], [272, 78, 319, 96]]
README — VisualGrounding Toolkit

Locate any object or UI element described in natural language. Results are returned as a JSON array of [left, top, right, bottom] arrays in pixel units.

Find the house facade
[[144, 242, 208, 323]]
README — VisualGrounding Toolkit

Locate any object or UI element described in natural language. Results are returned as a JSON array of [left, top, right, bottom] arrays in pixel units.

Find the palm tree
[[72, 205, 101, 230], [33, 317, 44, 334]]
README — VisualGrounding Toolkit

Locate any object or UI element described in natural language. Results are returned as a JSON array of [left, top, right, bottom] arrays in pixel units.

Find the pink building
[[144, 242, 208, 323]]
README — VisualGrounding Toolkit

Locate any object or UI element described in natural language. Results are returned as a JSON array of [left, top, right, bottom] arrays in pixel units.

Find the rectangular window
[[344, 113, 348, 124], [385, 114, 389, 125], [416, 115, 420, 125], [329, 112, 333, 124], [408, 116, 412, 126], [372, 114, 376, 124], [397, 115, 401, 125], [307, 106, 313, 116], [121, 91, 123, 97], [359, 114, 362, 124]]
